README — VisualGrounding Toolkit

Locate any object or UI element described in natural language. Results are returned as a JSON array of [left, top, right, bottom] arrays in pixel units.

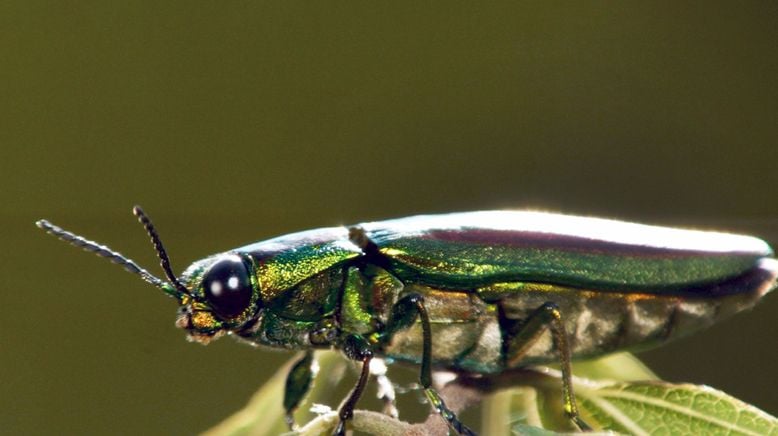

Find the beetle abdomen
[[380, 258, 777, 373], [490, 258, 777, 367]]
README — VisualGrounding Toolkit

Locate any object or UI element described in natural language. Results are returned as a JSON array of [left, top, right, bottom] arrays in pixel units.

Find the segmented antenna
[[132, 205, 190, 297], [36, 219, 168, 290]]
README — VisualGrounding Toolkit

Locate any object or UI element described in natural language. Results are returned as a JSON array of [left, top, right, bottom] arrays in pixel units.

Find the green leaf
[[576, 380, 778, 436], [202, 351, 348, 436], [483, 352, 658, 434], [203, 351, 777, 436], [570, 352, 659, 382], [482, 353, 777, 435]]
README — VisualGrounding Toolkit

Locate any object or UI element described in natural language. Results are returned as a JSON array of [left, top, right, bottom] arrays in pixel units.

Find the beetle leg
[[502, 302, 591, 431], [335, 334, 374, 436], [382, 293, 477, 436], [283, 351, 315, 430]]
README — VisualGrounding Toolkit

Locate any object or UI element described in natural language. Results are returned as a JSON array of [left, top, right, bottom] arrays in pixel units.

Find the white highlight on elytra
[[363, 211, 771, 254]]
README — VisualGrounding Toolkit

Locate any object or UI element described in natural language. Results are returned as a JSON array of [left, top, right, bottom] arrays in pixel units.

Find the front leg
[[334, 334, 374, 436], [283, 351, 315, 430]]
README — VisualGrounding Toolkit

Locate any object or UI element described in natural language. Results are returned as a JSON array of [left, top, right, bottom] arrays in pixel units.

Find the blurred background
[[2, 3, 777, 434]]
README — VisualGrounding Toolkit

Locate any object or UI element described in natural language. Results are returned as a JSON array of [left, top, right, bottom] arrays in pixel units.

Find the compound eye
[[202, 255, 253, 319]]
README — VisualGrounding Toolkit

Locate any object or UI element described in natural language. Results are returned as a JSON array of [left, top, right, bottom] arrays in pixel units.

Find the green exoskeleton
[[37, 207, 777, 435]]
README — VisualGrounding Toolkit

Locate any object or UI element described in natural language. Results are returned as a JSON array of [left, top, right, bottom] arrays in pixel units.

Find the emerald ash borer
[[36, 207, 777, 435]]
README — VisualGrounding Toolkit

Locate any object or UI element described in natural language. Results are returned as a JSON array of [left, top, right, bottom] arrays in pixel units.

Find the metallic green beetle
[[37, 208, 777, 435]]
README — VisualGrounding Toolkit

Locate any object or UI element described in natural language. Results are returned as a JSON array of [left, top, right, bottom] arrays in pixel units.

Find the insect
[[37, 207, 777, 435]]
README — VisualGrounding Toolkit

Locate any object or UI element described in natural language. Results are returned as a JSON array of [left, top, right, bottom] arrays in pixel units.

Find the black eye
[[202, 255, 253, 319]]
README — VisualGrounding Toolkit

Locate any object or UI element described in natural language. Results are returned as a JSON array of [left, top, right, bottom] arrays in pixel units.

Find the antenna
[[35, 207, 189, 300], [132, 206, 190, 297]]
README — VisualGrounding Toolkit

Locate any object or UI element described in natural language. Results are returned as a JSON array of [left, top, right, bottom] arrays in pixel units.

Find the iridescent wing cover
[[357, 211, 774, 294]]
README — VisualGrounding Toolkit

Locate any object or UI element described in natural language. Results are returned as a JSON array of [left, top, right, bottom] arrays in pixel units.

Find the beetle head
[[175, 253, 263, 344], [36, 206, 263, 345]]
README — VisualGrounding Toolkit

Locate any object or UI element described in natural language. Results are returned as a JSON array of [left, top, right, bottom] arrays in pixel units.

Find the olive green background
[[3, 3, 777, 434]]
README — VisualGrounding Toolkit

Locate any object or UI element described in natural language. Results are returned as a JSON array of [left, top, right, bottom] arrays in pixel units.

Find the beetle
[[37, 207, 777, 435]]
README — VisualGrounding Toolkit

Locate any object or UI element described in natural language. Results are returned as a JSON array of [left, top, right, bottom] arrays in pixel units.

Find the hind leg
[[502, 302, 590, 430]]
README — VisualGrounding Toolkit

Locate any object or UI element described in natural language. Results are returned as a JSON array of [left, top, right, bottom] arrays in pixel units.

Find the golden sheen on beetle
[[37, 208, 777, 435]]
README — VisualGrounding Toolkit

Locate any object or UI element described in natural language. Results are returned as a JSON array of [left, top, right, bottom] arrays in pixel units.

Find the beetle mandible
[[37, 207, 777, 435]]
